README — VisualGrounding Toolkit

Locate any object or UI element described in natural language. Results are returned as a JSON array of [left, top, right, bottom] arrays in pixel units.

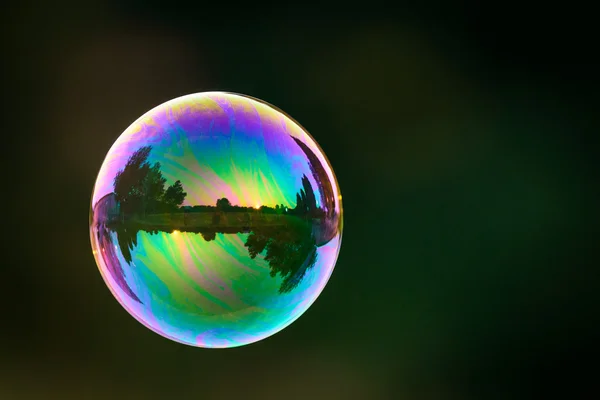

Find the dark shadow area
[[92, 144, 340, 296]]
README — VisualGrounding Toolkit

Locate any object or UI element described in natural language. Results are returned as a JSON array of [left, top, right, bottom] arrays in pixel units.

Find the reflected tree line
[[94, 145, 337, 296]]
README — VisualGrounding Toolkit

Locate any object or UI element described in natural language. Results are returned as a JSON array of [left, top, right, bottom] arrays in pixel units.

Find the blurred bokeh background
[[2, 2, 597, 399]]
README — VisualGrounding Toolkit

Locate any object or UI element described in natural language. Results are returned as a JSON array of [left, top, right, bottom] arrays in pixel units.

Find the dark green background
[[3, 2, 597, 399]]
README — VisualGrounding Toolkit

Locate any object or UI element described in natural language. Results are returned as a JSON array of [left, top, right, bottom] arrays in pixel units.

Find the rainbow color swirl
[[90, 92, 343, 348]]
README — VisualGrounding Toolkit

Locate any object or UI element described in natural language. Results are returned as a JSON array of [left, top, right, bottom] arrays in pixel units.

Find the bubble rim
[[88, 91, 344, 348]]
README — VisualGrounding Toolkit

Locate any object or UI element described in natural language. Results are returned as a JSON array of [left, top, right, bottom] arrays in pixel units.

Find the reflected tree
[[245, 218, 317, 293], [216, 197, 232, 211], [113, 146, 152, 216], [164, 180, 187, 210], [291, 175, 319, 217], [244, 177, 320, 293], [113, 224, 139, 265], [94, 222, 142, 303], [113, 145, 187, 217], [102, 145, 325, 294], [143, 162, 167, 214], [291, 137, 339, 245]]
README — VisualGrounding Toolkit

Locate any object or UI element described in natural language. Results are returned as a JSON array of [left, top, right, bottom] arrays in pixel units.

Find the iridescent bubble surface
[[90, 92, 343, 348]]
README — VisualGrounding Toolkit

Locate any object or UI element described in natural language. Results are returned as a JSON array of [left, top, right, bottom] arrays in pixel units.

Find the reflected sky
[[92, 227, 340, 348], [92, 92, 340, 210]]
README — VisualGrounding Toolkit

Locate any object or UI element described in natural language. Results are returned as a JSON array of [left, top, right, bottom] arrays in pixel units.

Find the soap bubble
[[90, 92, 343, 348]]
